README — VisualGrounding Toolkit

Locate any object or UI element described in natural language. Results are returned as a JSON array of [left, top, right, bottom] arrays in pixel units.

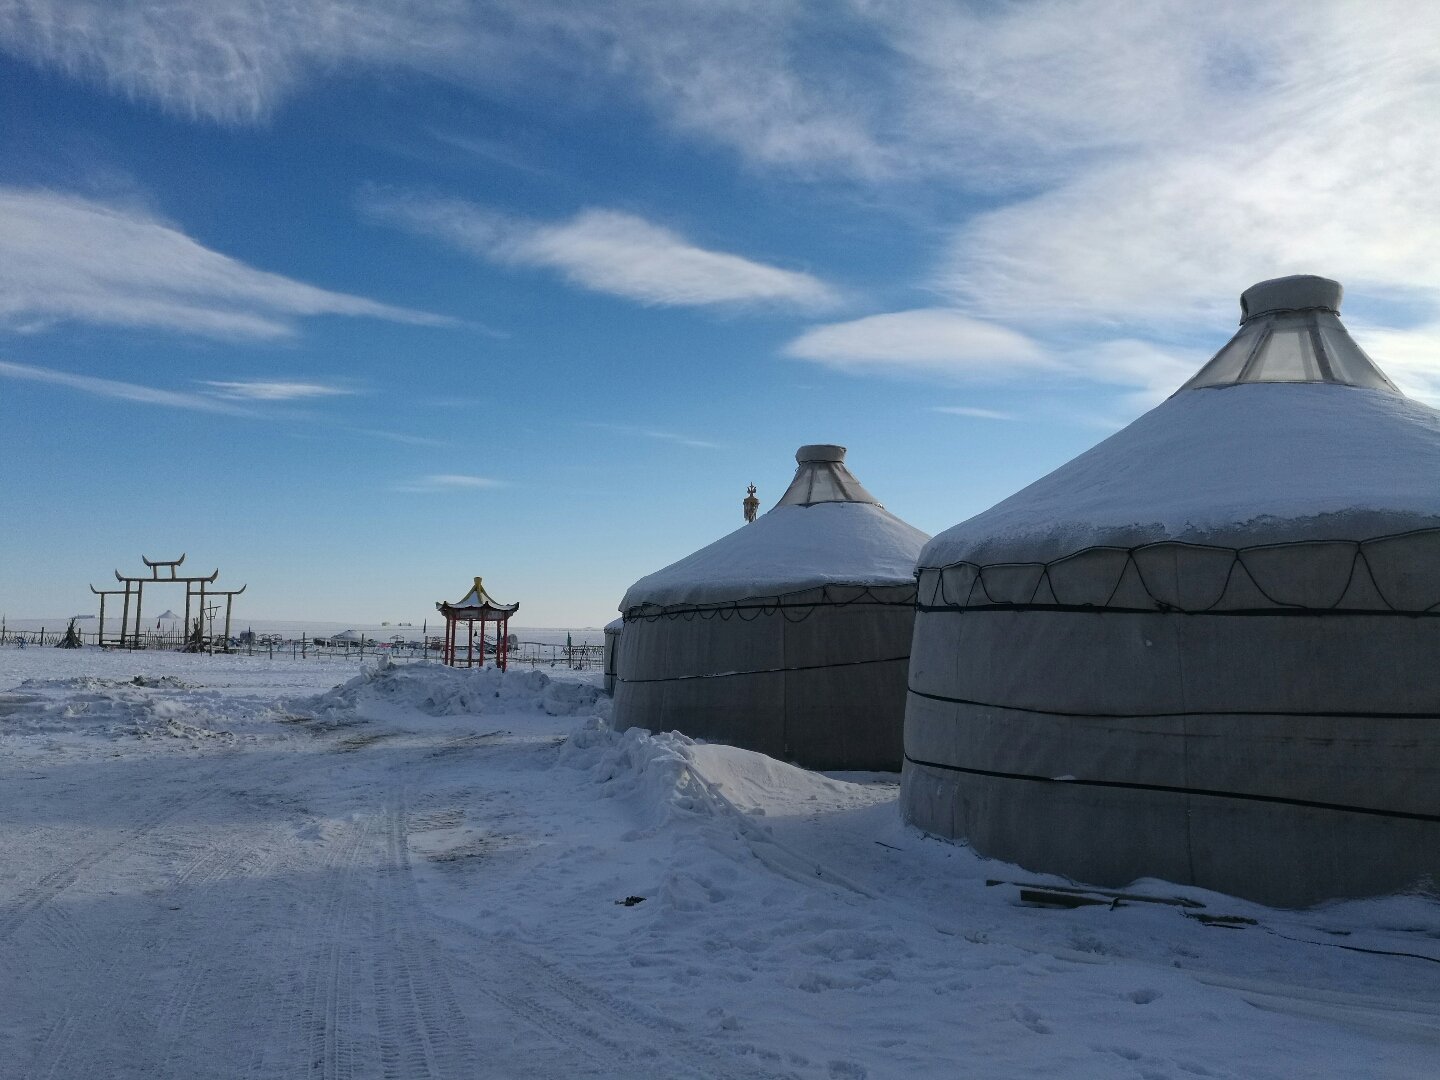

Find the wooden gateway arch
[[91, 554, 246, 649]]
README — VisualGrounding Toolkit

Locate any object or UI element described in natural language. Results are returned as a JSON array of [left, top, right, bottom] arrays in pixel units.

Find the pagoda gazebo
[[436, 578, 518, 670]]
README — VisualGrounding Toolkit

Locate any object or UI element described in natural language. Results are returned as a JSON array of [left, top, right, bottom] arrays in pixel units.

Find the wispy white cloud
[[783, 309, 1052, 379], [202, 380, 357, 401], [508, 210, 838, 309], [349, 428, 448, 448], [365, 194, 837, 310], [784, 307, 1208, 424], [1066, 339, 1203, 405], [0, 358, 251, 414], [588, 423, 722, 451], [932, 406, 1015, 421], [0, 1, 468, 123], [1348, 323, 1440, 407], [0, 2, 891, 174], [392, 473, 504, 493], [0, 187, 449, 339], [927, 2, 1440, 341], [9, 1, 1440, 405]]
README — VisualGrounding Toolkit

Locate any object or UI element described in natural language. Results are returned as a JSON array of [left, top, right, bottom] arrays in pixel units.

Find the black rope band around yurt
[[906, 684, 1440, 722], [618, 654, 910, 684], [903, 755, 1440, 824]]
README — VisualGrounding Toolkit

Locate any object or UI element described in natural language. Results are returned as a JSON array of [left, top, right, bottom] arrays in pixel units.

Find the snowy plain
[[0, 647, 1437, 1079]]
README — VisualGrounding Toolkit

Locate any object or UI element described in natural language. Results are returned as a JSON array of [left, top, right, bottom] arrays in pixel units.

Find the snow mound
[[0, 678, 232, 741], [561, 722, 714, 830], [301, 659, 605, 719], [561, 721, 872, 834]]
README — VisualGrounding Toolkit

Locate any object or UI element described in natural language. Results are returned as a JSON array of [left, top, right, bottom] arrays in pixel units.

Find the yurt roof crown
[[1178, 275, 1397, 393], [775, 444, 879, 507]]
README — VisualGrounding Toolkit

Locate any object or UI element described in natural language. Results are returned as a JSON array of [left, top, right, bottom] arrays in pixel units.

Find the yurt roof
[[622, 445, 929, 610], [921, 276, 1440, 568]]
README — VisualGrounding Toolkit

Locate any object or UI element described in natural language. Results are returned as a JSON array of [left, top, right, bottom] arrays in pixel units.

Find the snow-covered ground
[[1, 648, 1436, 1079]]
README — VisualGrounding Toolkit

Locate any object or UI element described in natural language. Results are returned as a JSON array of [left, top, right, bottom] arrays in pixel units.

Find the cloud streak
[[0, 0, 468, 123], [0, 187, 449, 339], [784, 309, 1052, 379], [587, 423, 723, 451], [0, 358, 251, 414], [366, 194, 837, 310], [201, 380, 357, 401], [392, 473, 504, 493], [932, 406, 1015, 421]]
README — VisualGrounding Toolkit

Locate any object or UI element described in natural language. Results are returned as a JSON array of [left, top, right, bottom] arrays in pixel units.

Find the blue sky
[[3, 1, 1440, 626]]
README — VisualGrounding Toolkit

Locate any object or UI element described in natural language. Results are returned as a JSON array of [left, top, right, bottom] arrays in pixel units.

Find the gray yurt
[[615, 445, 929, 770], [903, 275, 1440, 907], [602, 618, 623, 695]]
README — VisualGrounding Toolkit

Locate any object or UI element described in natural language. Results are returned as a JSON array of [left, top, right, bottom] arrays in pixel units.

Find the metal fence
[[0, 625, 605, 671]]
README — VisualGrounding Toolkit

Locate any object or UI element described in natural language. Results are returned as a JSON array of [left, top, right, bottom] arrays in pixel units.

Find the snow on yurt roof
[[922, 276, 1440, 568], [622, 445, 929, 610]]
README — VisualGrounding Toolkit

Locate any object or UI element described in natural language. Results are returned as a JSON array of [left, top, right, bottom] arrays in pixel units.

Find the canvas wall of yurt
[[615, 445, 929, 771], [902, 276, 1440, 907], [603, 618, 623, 695]]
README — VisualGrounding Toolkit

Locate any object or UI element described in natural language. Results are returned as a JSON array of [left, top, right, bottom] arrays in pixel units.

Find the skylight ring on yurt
[[1181, 277, 1400, 392]]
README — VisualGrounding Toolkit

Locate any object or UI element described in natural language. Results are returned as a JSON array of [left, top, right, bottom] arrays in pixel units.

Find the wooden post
[[98, 593, 106, 645], [120, 582, 132, 648], [223, 594, 234, 649]]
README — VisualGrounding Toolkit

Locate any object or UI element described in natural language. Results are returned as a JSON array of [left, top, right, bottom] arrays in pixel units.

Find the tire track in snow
[[453, 936, 794, 1080], [29, 836, 282, 1079], [0, 756, 244, 945], [10, 752, 306, 1080], [243, 804, 380, 1080], [371, 772, 482, 1080]]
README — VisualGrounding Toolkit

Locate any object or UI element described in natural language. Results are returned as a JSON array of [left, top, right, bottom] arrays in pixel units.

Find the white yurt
[[615, 445, 929, 770], [903, 276, 1440, 907]]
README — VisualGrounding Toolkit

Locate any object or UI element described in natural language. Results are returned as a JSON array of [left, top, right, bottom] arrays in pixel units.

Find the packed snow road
[[1, 649, 1437, 1079]]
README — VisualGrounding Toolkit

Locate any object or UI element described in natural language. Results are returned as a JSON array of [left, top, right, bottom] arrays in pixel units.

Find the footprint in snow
[[1011, 1005, 1052, 1034]]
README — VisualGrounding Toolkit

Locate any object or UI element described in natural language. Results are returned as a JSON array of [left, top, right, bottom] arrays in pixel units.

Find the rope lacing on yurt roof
[[915, 527, 1440, 616], [623, 581, 914, 624]]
